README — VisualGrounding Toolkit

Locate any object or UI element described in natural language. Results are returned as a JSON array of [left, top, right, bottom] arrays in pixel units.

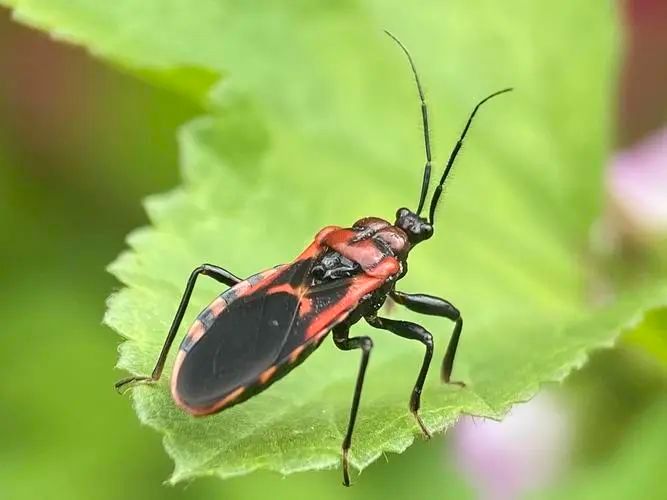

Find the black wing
[[173, 257, 376, 414]]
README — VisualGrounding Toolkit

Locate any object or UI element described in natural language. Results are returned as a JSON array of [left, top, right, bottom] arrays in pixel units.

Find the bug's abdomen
[[169, 257, 348, 417], [174, 290, 302, 413], [170, 266, 286, 415]]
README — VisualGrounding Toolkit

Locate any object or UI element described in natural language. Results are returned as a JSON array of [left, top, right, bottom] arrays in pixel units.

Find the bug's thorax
[[313, 215, 415, 283], [347, 207, 433, 259], [352, 217, 412, 258]]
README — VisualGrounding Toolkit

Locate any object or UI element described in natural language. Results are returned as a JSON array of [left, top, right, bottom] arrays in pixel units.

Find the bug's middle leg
[[365, 315, 434, 438], [332, 323, 374, 487]]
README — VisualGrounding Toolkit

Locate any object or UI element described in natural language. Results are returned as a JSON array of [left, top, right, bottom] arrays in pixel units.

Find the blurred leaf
[[563, 346, 667, 467], [624, 306, 667, 367], [6, 0, 667, 485], [538, 397, 667, 500]]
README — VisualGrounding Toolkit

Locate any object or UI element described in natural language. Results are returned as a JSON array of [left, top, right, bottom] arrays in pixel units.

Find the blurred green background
[[0, 1, 666, 499]]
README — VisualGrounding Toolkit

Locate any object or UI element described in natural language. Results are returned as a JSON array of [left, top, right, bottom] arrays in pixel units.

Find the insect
[[115, 31, 511, 486]]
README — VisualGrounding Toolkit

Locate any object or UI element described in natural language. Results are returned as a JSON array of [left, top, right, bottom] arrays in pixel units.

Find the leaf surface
[[5, 0, 666, 482]]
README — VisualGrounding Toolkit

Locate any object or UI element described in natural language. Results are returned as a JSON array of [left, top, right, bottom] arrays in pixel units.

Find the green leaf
[[624, 307, 667, 367], [6, 0, 667, 483]]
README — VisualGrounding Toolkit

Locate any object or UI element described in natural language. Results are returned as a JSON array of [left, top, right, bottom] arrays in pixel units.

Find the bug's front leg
[[114, 264, 242, 394], [390, 290, 465, 387], [365, 315, 434, 438], [332, 323, 374, 487]]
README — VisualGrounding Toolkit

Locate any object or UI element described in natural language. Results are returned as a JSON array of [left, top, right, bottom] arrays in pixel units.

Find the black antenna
[[384, 30, 432, 216], [428, 88, 513, 224]]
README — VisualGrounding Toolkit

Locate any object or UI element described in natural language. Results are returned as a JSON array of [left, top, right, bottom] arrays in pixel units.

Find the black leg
[[114, 264, 242, 393], [390, 291, 465, 386], [366, 315, 434, 438], [332, 324, 373, 487]]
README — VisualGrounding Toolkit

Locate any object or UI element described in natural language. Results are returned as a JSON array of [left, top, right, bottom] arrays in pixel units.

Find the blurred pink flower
[[607, 126, 667, 237], [451, 393, 571, 500]]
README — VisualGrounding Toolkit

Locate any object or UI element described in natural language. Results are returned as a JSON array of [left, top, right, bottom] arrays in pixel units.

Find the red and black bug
[[115, 32, 511, 486]]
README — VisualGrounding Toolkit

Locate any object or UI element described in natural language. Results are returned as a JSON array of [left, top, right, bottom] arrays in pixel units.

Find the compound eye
[[422, 223, 434, 239], [395, 207, 410, 220]]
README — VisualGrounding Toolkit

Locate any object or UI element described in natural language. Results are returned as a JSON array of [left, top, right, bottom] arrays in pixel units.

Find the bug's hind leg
[[332, 324, 374, 487], [366, 315, 434, 438], [114, 264, 242, 394]]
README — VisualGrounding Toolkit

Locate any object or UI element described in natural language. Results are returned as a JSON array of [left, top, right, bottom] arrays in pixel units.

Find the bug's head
[[394, 207, 433, 245]]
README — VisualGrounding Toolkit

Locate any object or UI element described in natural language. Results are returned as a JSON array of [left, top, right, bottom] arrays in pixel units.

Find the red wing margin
[[172, 255, 394, 415]]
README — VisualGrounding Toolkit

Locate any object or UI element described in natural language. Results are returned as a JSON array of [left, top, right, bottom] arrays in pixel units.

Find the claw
[[442, 374, 467, 388], [446, 380, 466, 388], [114, 376, 155, 395], [341, 447, 351, 487], [412, 411, 432, 439]]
